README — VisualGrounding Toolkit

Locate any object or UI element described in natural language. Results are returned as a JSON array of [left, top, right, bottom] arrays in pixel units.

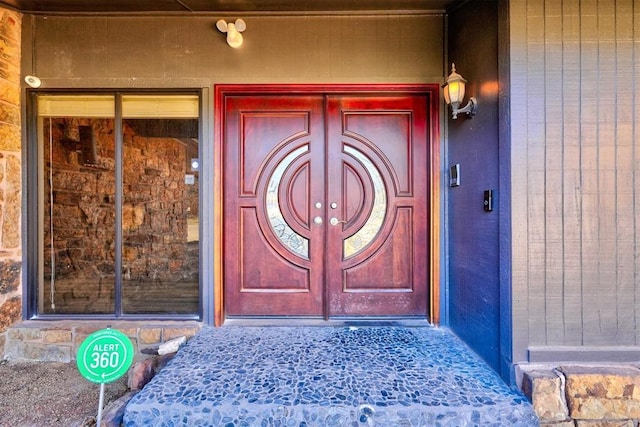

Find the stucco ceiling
[[0, 0, 460, 14]]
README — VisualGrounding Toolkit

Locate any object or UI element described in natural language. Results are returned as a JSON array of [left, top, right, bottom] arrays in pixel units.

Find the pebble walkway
[[124, 326, 538, 426]]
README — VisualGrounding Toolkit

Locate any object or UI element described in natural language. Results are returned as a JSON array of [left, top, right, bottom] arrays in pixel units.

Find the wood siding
[[511, 0, 640, 363]]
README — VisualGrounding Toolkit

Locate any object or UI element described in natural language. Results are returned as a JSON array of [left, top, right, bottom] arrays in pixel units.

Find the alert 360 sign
[[76, 329, 134, 384]]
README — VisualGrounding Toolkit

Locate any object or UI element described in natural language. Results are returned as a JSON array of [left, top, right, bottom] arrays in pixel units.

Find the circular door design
[[342, 145, 387, 258], [265, 145, 310, 259]]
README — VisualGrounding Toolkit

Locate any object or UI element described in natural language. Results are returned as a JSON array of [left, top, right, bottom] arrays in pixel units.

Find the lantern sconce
[[216, 19, 246, 48], [442, 63, 478, 119]]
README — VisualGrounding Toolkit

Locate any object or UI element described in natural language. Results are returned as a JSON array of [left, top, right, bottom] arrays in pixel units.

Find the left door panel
[[223, 96, 326, 316]]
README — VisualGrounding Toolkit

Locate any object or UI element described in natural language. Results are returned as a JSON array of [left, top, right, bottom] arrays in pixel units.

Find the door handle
[[330, 217, 347, 226]]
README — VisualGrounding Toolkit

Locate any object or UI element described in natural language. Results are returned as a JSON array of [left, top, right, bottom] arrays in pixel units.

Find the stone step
[[523, 365, 640, 425], [124, 326, 538, 426]]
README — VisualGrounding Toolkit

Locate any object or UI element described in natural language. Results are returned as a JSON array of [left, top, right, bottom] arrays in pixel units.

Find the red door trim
[[214, 84, 441, 326]]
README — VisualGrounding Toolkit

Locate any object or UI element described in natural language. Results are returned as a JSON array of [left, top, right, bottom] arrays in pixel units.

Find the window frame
[[25, 89, 204, 321]]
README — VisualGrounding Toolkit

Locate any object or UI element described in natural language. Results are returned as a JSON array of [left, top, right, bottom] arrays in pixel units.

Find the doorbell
[[449, 164, 460, 187]]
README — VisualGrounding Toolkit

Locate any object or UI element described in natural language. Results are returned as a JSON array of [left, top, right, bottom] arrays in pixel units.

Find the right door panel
[[326, 96, 430, 317]]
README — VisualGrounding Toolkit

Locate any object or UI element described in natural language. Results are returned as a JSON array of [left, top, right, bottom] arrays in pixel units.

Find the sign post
[[77, 328, 135, 427]]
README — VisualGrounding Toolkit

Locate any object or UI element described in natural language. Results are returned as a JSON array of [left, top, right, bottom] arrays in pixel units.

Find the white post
[[97, 382, 105, 427]]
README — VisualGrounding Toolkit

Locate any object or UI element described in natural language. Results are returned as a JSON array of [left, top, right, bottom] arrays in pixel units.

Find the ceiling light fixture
[[216, 19, 246, 48], [25, 75, 42, 88]]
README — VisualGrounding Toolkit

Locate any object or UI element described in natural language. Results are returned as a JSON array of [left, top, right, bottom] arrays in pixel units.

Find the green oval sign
[[76, 329, 135, 384]]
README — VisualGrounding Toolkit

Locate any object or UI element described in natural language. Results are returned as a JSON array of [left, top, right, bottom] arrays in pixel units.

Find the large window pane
[[35, 93, 200, 317], [121, 117, 199, 314], [39, 115, 116, 314]]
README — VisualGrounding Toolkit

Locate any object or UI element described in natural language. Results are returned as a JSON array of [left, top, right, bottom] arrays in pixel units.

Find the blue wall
[[446, 0, 505, 374]]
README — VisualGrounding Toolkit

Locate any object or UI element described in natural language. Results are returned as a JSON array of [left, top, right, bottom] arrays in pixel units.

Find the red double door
[[223, 93, 429, 318]]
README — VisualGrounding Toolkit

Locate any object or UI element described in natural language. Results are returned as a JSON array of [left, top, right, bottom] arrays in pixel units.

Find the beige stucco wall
[[0, 7, 22, 350], [510, 0, 640, 363], [23, 14, 444, 87]]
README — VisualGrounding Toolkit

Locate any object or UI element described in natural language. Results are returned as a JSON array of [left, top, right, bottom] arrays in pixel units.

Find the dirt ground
[[0, 360, 129, 427]]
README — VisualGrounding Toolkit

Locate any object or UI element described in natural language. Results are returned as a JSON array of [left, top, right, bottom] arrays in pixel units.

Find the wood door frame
[[214, 84, 441, 326]]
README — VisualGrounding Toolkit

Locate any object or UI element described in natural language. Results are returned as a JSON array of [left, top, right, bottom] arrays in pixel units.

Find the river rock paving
[[124, 326, 538, 426]]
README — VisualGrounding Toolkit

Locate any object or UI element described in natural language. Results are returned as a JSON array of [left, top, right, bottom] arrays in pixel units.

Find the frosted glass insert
[[266, 145, 309, 259], [344, 146, 387, 258]]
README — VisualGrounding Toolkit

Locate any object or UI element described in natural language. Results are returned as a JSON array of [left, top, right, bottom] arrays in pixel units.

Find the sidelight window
[[30, 92, 200, 317]]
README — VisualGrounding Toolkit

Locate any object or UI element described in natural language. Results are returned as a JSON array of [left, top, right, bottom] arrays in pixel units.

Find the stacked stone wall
[[43, 118, 117, 288], [121, 121, 197, 283], [523, 365, 640, 426], [4, 320, 200, 362], [0, 7, 22, 357]]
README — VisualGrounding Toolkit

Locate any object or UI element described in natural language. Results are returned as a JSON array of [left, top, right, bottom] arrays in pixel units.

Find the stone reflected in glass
[[36, 94, 201, 316], [343, 146, 387, 258], [266, 145, 309, 259], [121, 117, 200, 315], [40, 117, 117, 314]]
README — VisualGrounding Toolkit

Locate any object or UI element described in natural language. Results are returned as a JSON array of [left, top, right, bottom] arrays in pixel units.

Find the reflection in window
[[40, 116, 116, 314], [37, 94, 199, 316], [121, 117, 199, 314], [265, 145, 309, 259], [343, 146, 387, 258]]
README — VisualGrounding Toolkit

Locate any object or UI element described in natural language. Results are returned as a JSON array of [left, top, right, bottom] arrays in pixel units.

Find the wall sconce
[[216, 19, 246, 48], [442, 63, 477, 119]]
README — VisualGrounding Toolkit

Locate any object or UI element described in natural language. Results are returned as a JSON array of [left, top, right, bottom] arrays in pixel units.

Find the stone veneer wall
[[4, 320, 200, 362], [0, 8, 22, 358], [522, 366, 640, 426]]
